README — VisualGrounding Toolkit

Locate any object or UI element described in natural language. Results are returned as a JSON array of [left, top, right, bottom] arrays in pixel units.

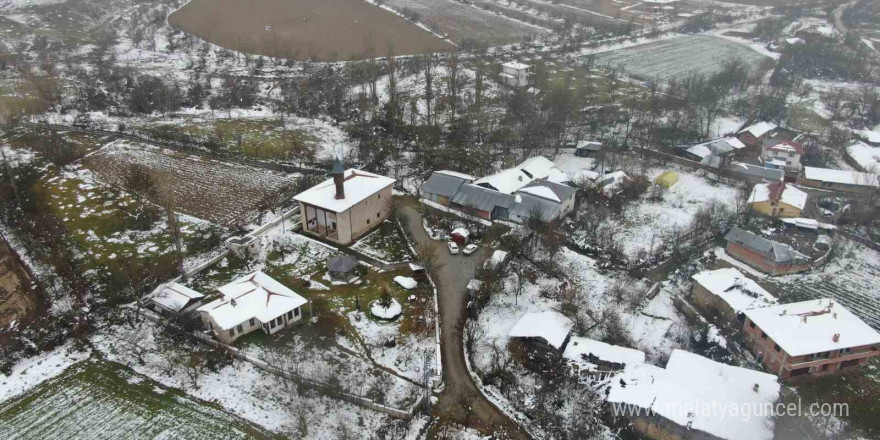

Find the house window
[[237, 324, 243, 333], [761, 331, 767, 339], [376, 212, 380, 218], [276, 316, 283, 326], [774, 344, 781, 352], [778, 208, 784, 213], [378, 194, 381, 199], [749, 321, 756, 329], [287, 311, 293, 320], [790, 367, 810, 377], [249, 318, 255, 327], [294, 308, 300, 317], [208, 321, 213, 330], [367, 219, 371, 225], [270, 320, 276, 329], [229, 329, 235, 337]]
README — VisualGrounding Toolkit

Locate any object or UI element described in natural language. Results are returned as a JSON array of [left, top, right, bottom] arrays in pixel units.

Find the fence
[[26, 122, 327, 176]]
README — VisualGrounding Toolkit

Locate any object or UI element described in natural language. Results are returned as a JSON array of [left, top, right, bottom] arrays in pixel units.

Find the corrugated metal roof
[[724, 227, 810, 264], [510, 192, 563, 222], [451, 184, 514, 212], [519, 179, 576, 203], [421, 173, 467, 198], [729, 163, 784, 181]]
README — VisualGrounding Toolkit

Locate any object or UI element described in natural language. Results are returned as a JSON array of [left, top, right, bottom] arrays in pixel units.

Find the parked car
[[447, 241, 459, 254], [463, 244, 478, 255]]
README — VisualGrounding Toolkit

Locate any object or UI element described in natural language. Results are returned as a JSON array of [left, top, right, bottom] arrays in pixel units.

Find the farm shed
[[151, 282, 205, 316], [607, 350, 780, 440], [798, 167, 879, 193], [653, 171, 679, 189], [420, 171, 472, 207], [742, 299, 880, 379], [685, 137, 746, 168], [509, 311, 574, 365], [575, 140, 602, 157], [197, 271, 308, 344], [294, 159, 396, 246], [724, 227, 812, 276], [747, 181, 807, 218], [727, 163, 784, 183], [691, 268, 776, 329]]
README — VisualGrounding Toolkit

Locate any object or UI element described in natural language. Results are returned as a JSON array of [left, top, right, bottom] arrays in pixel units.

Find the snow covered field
[[593, 35, 771, 83]]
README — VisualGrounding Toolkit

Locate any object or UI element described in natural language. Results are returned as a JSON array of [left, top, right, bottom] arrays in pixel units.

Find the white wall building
[[500, 61, 530, 87]]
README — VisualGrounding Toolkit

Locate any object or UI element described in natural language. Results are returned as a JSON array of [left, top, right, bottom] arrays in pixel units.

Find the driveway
[[399, 205, 532, 438]]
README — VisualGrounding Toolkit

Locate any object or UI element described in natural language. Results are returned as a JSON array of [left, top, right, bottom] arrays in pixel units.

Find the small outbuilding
[[575, 140, 602, 157], [151, 282, 205, 316], [327, 254, 359, 281], [450, 228, 470, 245]]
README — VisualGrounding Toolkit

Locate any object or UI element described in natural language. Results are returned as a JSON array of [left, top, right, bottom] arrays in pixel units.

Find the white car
[[463, 243, 478, 255], [447, 241, 459, 254]]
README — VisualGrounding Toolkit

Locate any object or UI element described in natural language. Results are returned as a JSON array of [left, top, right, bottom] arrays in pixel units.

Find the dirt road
[[400, 206, 531, 438]]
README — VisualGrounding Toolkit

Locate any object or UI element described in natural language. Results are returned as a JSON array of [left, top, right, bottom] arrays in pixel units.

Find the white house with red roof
[[197, 271, 308, 344], [762, 140, 805, 173], [294, 159, 396, 246]]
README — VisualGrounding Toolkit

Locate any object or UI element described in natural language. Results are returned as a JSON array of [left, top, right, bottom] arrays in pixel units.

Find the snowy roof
[[563, 337, 645, 368], [467, 279, 482, 291], [451, 227, 470, 238], [724, 227, 810, 265], [608, 350, 780, 440], [855, 130, 880, 145], [729, 163, 784, 182], [474, 156, 557, 194], [152, 283, 204, 312], [780, 218, 836, 230], [748, 182, 807, 210], [802, 167, 880, 186], [692, 268, 777, 313], [766, 140, 805, 155], [546, 168, 572, 185], [502, 61, 529, 70], [743, 299, 880, 356], [422, 172, 468, 198], [739, 121, 777, 138], [687, 137, 746, 160], [785, 37, 804, 45], [198, 272, 308, 330], [517, 179, 575, 203], [575, 140, 602, 150], [293, 169, 395, 213], [435, 170, 476, 181], [508, 311, 574, 349], [487, 250, 508, 269], [845, 141, 880, 173]]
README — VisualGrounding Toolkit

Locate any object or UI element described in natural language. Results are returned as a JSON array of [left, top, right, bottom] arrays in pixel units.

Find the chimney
[[332, 158, 345, 200], [832, 333, 840, 343], [753, 383, 760, 393], [230, 298, 237, 307]]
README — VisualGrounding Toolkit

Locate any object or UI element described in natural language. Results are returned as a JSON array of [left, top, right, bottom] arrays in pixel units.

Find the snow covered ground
[[0, 341, 91, 403]]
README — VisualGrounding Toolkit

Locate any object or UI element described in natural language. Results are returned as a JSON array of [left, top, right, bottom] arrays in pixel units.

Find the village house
[[762, 140, 804, 173], [607, 349, 780, 440], [197, 271, 308, 344], [420, 170, 475, 207], [449, 183, 515, 221], [500, 61, 530, 87], [294, 159, 395, 246], [685, 137, 746, 168], [799, 166, 880, 194], [845, 140, 880, 174], [508, 179, 576, 224], [747, 181, 807, 218], [724, 227, 812, 276], [737, 121, 778, 147], [151, 282, 205, 316], [642, 0, 678, 14], [691, 268, 777, 329], [742, 299, 880, 379]]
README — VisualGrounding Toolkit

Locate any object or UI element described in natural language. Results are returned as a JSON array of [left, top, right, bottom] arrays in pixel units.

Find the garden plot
[[381, 0, 549, 45], [593, 35, 771, 83], [351, 222, 413, 264], [772, 239, 880, 330], [82, 139, 298, 225], [0, 360, 277, 440]]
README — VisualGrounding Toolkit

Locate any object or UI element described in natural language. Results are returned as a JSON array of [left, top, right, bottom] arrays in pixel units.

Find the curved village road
[[400, 205, 532, 439]]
